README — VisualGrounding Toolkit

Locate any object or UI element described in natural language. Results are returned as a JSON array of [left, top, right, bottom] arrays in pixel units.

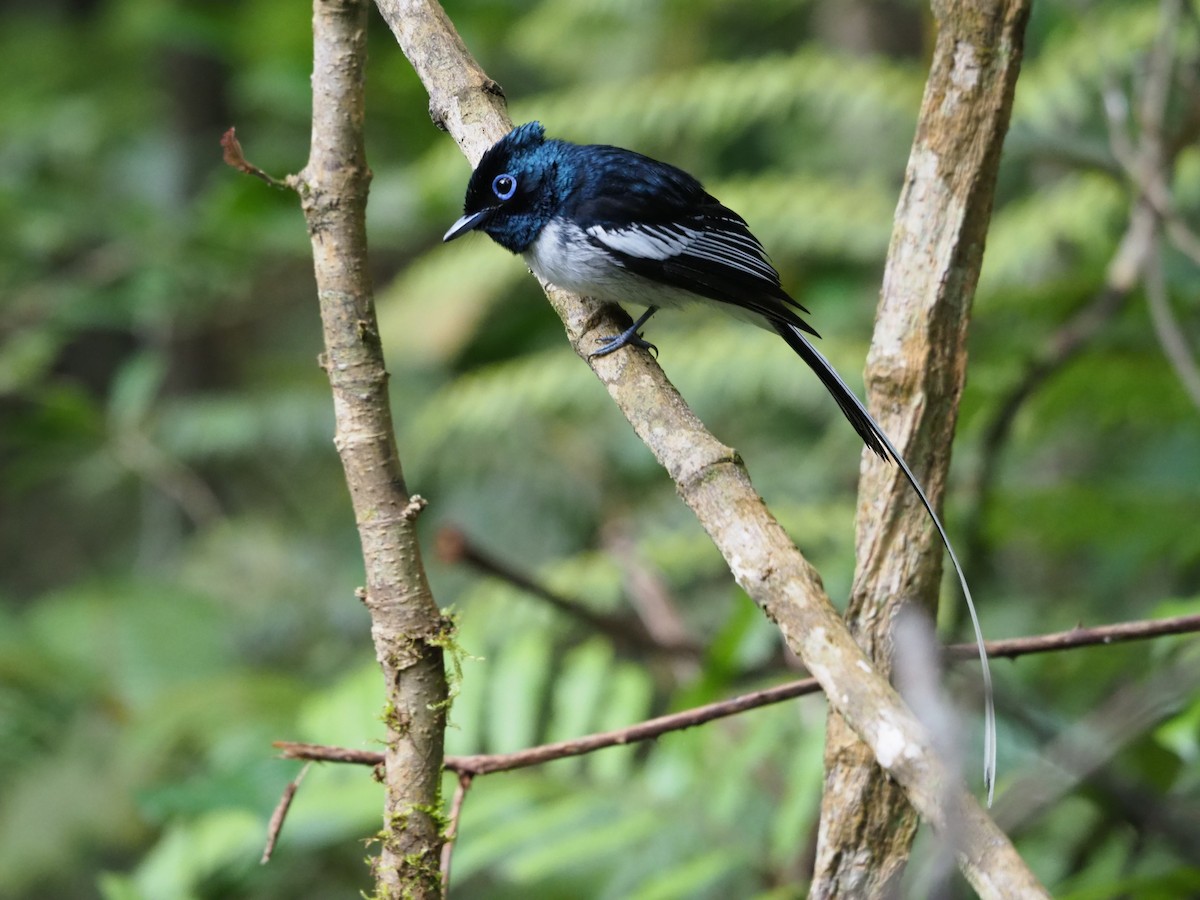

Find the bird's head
[[443, 121, 564, 253]]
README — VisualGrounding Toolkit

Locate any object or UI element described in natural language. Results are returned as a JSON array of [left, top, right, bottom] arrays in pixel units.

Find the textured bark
[[813, 1, 1032, 897], [298, 1, 448, 896], [376, 0, 1046, 895]]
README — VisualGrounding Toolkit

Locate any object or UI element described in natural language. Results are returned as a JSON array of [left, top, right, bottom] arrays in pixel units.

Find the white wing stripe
[[587, 221, 777, 281], [586, 224, 688, 260], [681, 245, 774, 278]]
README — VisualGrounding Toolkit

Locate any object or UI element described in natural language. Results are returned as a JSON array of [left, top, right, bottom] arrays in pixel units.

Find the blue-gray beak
[[443, 208, 495, 242]]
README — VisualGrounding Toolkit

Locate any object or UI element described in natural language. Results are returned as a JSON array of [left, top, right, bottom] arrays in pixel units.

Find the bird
[[444, 121, 995, 803]]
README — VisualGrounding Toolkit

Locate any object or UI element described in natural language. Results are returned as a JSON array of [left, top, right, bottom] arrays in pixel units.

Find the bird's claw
[[588, 306, 661, 359], [590, 328, 657, 359]]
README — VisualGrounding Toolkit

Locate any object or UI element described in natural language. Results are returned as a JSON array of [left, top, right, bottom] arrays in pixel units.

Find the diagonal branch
[[1145, 232, 1200, 411], [968, 0, 1196, 574], [436, 525, 703, 659], [274, 612, 1200, 775], [372, 0, 1043, 896], [965, 203, 1158, 572], [994, 647, 1200, 834]]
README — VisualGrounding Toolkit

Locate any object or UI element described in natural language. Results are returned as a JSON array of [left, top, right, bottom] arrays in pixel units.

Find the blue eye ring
[[492, 173, 517, 201]]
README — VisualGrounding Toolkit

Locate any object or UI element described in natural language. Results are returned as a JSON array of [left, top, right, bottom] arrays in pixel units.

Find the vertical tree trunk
[[299, 1, 449, 896], [813, 1, 1032, 896]]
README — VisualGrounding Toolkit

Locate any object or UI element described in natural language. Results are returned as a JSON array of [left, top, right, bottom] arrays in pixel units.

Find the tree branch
[[967, 0, 1194, 575], [439, 774, 472, 896], [965, 200, 1158, 573], [814, 1, 1034, 893], [436, 525, 702, 659], [273, 613, 1200, 816], [1145, 230, 1200, 412], [994, 648, 1200, 834], [372, 0, 1044, 895], [270, 613, 1200, 890], [292, 2, 448, 896], [964, 611, 1200, 659]]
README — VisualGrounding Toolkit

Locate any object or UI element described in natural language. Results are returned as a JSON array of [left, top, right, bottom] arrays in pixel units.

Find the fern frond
[[515, 48, 923, 158]]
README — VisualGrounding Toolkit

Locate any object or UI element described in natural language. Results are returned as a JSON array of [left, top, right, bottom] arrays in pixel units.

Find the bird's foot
[[588, 306, 660, 359], [590, 326, 658, 358]]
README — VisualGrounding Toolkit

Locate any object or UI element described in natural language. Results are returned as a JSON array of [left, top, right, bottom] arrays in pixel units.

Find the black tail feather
[[773, 319, 996, 806], [773, 321, 890, 461]]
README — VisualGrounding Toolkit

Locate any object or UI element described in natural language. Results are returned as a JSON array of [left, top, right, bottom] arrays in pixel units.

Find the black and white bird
[[445, 121, 995, 802]]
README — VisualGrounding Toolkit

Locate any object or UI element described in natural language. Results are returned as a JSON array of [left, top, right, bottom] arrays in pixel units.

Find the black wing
[[564, 146, 817, 334]]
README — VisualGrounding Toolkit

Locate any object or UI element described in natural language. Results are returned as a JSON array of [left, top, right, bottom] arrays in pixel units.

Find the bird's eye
[[492, 174, 517, 201]]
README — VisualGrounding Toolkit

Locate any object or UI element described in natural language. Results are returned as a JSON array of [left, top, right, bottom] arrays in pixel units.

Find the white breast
[[523, 217, 705, 311]]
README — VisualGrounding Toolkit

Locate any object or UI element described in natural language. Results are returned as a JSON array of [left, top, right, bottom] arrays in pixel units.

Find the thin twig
[[440, 526, 795, 678], [220, 128, 290, 189], [1164, 216, 1200, 268], [110, 429, 224, 526], [1144, 235, 1200, 411], [275, 743, 383, 765], [995, 684, 1200, 857], [994, 650, 1200, 833], [965, 206, 1157, 571], [1105, 71, 1200, 271], [274, 612, 1200, 775], [261, 762, 312, 864], [277, 674, 817, 774], [969, 1, 1192, 573], [1105, 1, 1200, 411], [955, 611, 1200, 660], [603, 524, 699, 665], [440, 773, 473, 896], [437, 526, 703, 658]]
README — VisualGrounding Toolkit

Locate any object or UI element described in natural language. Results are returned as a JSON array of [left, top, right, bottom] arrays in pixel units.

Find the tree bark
[[297, 1, 448, 896], [813, 1, 1032, 897]]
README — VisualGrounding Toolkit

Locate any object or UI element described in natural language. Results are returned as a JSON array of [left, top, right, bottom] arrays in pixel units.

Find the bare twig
[[261, 762, 311, 864], [978, 204, 1155, 459], [969, 280, 1144, 574], [440, 774, 473, 896], [995, 689, 1200, 860], [110, 428, 224, 527], [437, 526, 702, 659], [1145, 233, 1200, 411], [968, 0, 1193, 574], [602, 524, 699, 666], [220, 127, 289, 189], [276, 675, 822, 774], [1164, 216, 1200, 268], [958, 611, 1200, 660], [275, 742, 383, 765], [1104, 56, 1200, 272], [274, 612, 1200, 775], [994, 648, 1200, 833], [1106, 0, 1200, 410]]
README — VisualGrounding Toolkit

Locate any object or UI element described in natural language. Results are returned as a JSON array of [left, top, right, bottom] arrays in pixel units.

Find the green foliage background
[[1, 0, 1198, 897]]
